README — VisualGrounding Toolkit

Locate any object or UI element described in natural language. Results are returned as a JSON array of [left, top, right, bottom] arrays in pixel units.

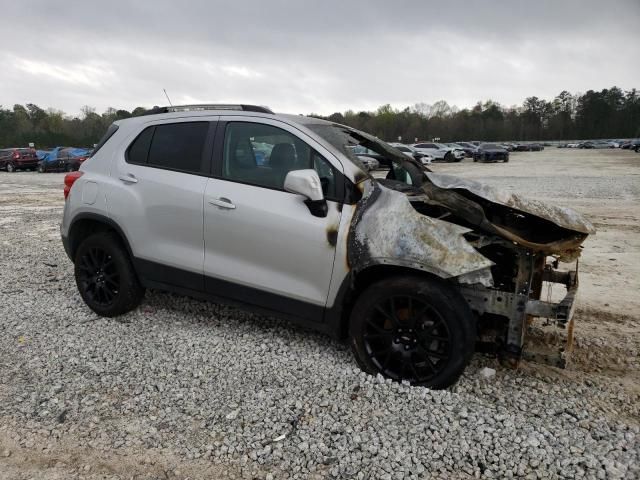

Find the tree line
[[0, 86, 638, 148]]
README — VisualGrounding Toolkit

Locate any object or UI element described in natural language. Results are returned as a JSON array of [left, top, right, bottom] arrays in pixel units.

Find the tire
[[74, 232, 145, 317], [349, 276, 476, 389], [6, 162, 15, 173], [37, 164, 45, 173], [65, 163, 74, 172], [444, 152, 453, 162]]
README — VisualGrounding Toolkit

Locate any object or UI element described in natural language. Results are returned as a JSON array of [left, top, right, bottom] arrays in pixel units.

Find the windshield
[[302, 120, 426, 185], [395, 146, 411, 152], [304, 122, 413, 168]]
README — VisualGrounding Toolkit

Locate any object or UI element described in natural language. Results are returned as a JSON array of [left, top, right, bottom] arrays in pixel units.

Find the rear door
[[107, 119, 216, 291], [202, 117, 344, 321]]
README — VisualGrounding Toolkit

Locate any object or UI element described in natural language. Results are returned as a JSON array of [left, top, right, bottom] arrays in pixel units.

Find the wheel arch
[[67, 213, 134, 262], [329, 264, 450, 339]]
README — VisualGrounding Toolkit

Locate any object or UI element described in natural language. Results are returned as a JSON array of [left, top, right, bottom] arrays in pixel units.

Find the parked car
[[452, 142, 477, 157], [472, 143, 509, 163], [411, 142, 464, 162], [349, 146, 381, 171], [514, 143, 543, 152], [0, 147, 39, 171], [513, 144, 531, 152], [580, 141, 615, 149], [357, 155, 380, 171], [60, 103, 594, 389], [37, 147, 93, 172], [444, 143, 468, 157], [388, 143, 433, 165]]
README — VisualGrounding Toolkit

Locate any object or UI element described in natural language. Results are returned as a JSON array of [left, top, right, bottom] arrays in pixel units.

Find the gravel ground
[[0, 149, 639, 479]]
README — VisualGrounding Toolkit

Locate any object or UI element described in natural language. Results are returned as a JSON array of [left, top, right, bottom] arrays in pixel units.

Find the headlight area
[[457, 234, 580, 368]]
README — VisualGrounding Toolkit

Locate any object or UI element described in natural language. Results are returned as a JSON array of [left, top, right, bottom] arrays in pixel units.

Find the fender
[[65, 212, 134, 261]]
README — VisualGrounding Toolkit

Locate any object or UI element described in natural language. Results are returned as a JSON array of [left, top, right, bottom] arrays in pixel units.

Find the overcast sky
[[2, 0, 639, 116]]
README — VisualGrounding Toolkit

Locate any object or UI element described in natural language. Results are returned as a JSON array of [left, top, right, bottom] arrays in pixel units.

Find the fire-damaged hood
[[348, 173, 594, 288], [421, 172, 595, 255]]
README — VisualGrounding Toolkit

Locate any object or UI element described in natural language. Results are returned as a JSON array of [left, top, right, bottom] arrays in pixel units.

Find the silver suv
[[61, 104, 594, 388]]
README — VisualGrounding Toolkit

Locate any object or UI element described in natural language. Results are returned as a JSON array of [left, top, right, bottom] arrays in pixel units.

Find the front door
[[203, 118, 343, 321]]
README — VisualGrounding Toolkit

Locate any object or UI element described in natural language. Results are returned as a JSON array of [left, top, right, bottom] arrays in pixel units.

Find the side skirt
[[133, 258, 336, 337]]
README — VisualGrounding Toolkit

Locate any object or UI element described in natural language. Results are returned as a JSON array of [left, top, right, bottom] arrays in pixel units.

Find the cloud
[[1, 0, 639, 115]]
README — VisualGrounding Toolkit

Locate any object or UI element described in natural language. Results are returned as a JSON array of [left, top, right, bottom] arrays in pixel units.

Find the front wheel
[[444, 152, 453, 162], [349, 276, 476, 389], [74, 232, 145, 317], [6, 162, 15, 172], [37, 164, 46, 173]]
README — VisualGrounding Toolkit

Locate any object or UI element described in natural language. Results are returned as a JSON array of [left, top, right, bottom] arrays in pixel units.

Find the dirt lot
[[0, 147, 638, 479]]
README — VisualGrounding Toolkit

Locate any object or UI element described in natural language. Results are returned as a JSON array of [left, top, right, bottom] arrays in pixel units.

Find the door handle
[[208, 197, 236, 209], [119, 173, 138, 184]]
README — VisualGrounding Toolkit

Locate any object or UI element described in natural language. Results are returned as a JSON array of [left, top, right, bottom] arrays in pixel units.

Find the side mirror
[[284, 169, 327, 218]]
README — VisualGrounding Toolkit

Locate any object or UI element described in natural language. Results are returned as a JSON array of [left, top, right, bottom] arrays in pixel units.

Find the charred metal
[[345, 171, 593, 367], [326, 226, 338, 247]]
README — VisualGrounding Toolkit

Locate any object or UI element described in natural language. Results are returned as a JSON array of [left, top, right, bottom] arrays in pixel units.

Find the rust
[[565, 314, 576, 358]]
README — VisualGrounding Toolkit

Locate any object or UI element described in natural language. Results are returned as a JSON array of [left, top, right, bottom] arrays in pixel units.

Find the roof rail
[[141, 104, 274, 116]]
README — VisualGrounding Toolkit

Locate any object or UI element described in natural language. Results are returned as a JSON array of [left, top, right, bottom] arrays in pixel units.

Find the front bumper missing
[[522, 267, 578, 367], [460, 261, 579, 368]]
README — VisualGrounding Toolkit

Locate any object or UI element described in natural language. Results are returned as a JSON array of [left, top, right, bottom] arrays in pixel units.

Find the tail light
[[64, 171, 83, 200]]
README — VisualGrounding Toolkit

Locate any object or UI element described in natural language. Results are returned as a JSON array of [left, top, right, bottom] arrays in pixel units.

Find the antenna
[[163, 89, 173, 106]]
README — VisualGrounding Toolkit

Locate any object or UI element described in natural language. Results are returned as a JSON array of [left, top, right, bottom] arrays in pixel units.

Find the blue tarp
[[41, 147, 92, 163], [36, 150, 51, 160]]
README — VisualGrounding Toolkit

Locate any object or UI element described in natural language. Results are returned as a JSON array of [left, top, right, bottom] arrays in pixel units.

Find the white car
[[59, 103, 593, 389], [411, 142, 464, 162], [388, 143, 433, 164]]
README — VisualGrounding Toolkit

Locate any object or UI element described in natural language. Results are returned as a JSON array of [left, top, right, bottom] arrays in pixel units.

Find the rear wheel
[[74, 232, 145, 317], [65, 163, 74, 172], [6, 162, 15, 172], [37, 164, 45, 173], [349, 276, 475, 389]]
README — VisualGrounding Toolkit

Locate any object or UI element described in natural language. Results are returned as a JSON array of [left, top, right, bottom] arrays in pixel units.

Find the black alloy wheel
[[74, 232, 145, 316], [361, 295, 452, 384], [77, 246, 120, 307], [349, 276, 475, 389]]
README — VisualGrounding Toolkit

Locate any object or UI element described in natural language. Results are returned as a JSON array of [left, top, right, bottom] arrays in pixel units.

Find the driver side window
[[222, 122, 339, 199]]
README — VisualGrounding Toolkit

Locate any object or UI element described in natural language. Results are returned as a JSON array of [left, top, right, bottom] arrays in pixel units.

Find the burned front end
[[351, 173, 594, 368]]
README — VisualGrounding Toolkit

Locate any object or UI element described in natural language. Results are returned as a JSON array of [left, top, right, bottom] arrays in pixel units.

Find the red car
[[0, 148, 39, 172]]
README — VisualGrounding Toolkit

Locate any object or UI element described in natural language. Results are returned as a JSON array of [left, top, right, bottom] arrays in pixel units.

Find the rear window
[[91, 123, 119, 157], [127, 127, 154, 164], [126, 122, 209, 175], [148, 122, 208, 173]]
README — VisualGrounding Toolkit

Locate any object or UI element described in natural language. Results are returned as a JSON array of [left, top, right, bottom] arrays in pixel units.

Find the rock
[[225, 409, 240, 420], [479, 367, 496, 379]]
